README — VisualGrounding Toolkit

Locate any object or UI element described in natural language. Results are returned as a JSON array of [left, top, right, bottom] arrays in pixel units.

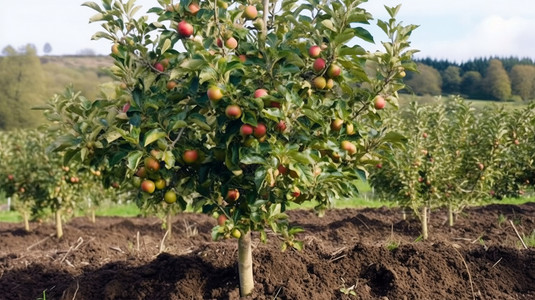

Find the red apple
[[141, 180, 156, 194], [292, 186, 301, 198], [207, 86, 223, 101], [422, 132, 428, 138], [226, 188, 240, 202], [217, 214, 227, 226], [253, 123, 267, 138], [313, 58, 326, 72], [216, 38, 223, 48], [341, 140, 357, 155], [374, 95, 386, 110], [278, 164, 288, 175], [225, 104, 242, 120], [166, 81, 177, 90], [144, 156, 160, 172], [225, 37, 238, 49], [177, 20, 194, 37], [477, 163, 484, 170], [327, 64, 341, 78], [7, 174, 14, 181], [276, 120, 286, 132], [153, 62, 164, 72], [183, 149, 199, 164], [254, 88, 268, 98], [135, 167, 147, 178], [376, 163, 383, 169], [240, 124, 254, 136], [238, 54, 247, 62], [331, 118, 344, 131], [308, 45, 321, 58], [243, 5, 258, 19]]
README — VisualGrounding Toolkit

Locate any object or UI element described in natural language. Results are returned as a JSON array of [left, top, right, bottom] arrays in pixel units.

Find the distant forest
[[406, 56, 535, 101]]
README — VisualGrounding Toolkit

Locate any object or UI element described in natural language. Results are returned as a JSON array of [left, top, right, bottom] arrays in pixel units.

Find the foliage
[[370, 97, 535, 236]]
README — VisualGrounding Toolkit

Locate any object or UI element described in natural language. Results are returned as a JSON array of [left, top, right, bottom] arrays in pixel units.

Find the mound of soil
[[1, 203, 534, 299]]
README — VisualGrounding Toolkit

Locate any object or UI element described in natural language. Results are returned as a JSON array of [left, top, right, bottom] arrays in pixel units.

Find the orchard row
[[370, 97, 535, 239]]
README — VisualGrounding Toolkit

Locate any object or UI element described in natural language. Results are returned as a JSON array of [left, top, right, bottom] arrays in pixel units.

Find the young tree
[[510, 64, 535, 101], [48, 0, 417, 296], [405, 63, 442, 95]]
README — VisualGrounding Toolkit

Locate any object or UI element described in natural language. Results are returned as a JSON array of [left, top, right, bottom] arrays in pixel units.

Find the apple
[[7, 174, 14, 181], [217, 0, 228, 9], [278, 164, 288, 175], [313, 58, 326, 72], [477, 163, 484, 170], [240, 124, 254, 136], [422, 132, 428, 138], [243, 5, 258, 19], [153, 62, 164, 72], [325, 78, 334, 89], [155, 178, 166, 190], [225, 104, 242, 120], [164, 190, 177, 204], [216, 38, 223, 48], [253, 123, 267, 138], [132, 176, 142, 188], [135, 167, 147, 178], [312, 76, 326, 89], [346, 123, 355, 135], [207, 86, 223, 101], [177, 20, 194, 37], [166, 81, 177, 90], [225, 37, 238, 49], [292, 186, 301, 197], [418, 177, 424, 183], [270, 101, 281, 108], [514, 139, 520, 145], [374, 95, 386, 110], [111, 182, 120, 189], [276, 120, 286, 132], [217, 214, 227, 226], [327, 64, 341, 78], [341, 140, 357, 155], [331, 118, 344, 131], [141, 180, 156, 194], [120, 82, 128, 90], [376, 163, 383, 169], [161, 58, 170, 68], [144, 157, 160, 172], [254, 88, 268, 98], [183, 150, 199, 164], [238, 54, 247, 62], [308, 45, 321, 58], [188, 2, 200, 15], [111, 44, 119, 55], [231, 228, 241, 239], [226, 188, 240, 202]]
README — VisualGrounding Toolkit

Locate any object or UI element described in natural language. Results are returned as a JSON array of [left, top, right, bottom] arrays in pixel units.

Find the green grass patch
[[0, 210, 22, 223], [94, 202, 141, 217]]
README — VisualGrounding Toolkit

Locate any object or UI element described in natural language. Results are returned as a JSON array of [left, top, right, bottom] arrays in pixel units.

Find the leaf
[[161, 38, 171, 54], [144, 129, 167, 147], [383, 131, 407, 144], [321, 19, 336, 32], [180, 59, 206, 71], [82, 2, 103, 13], [163, 150, 176, 169], [126, 150, 143, 171], [354, 27, 374, 43]]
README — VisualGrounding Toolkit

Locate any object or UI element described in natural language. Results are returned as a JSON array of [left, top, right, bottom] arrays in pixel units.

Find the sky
[[1, 0, 535, 62]]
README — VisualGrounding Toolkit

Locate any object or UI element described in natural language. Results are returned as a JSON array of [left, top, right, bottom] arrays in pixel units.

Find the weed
[[386, 240, 400, 251], [521, 230, 535, 248], [497, 214, 506, 227], [339, 278, 358, 297]]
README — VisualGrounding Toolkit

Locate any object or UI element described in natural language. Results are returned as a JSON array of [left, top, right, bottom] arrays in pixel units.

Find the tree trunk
[[90, 208, 96, 224], [448, 204, 454, 227], [421, 205, 428, 240], [238, 231, 254, 297], [23, 211, 30, 232], [55, 210, 63, 239]]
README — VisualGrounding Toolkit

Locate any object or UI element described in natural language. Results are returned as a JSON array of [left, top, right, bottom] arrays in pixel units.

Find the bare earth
[[1, 203, 534, 299]]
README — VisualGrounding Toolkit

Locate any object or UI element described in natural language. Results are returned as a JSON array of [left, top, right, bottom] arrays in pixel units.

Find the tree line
[[404, 56, 535, 101]]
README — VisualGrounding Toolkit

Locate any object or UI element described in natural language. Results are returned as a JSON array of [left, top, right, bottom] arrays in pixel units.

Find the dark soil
[[1, 203, 535, 300]]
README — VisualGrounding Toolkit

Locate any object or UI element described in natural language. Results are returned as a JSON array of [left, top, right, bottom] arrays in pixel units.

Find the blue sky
[[1, 0, 534, 62]]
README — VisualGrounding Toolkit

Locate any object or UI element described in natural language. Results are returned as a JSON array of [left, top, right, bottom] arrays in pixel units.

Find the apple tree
[[47, 0, 417, 295]]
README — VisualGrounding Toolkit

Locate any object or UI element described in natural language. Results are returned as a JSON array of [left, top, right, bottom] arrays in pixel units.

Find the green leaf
[[383, 131, 407, 144], [163, 150, 175, 169], [144, 129, 167, 147], [354, 27, 374, 43], [321, 19, 336, 32], [180, 59, 207, 71], [161, 38, 172, 54], [82, 2, 103, 13], [127, 150, 143, 171]]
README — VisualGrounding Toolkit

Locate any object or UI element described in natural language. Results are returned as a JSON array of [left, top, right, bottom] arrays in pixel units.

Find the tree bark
[[55, 210, 63, 239], [448, 204, 454, 227], [238, 231, 254, 297], [90, 208, 96, 224], [421, 205, 428, 240], [23, 211, 30, 232]]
